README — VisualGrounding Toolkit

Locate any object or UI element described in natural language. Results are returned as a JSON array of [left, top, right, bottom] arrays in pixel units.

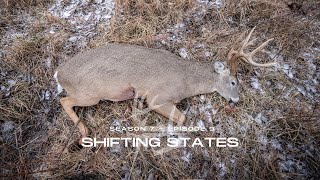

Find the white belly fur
[[54, 71, 63, 96]]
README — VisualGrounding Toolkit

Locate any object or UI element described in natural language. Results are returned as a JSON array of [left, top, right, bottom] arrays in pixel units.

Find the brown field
[[0, 0, 319, 179]]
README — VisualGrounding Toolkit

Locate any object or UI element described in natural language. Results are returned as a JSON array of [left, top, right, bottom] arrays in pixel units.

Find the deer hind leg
[[60, 96, 99, 144], [147, 97, 186, 125]]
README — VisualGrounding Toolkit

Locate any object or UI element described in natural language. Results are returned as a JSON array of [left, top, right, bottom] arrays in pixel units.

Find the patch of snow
[[147, 172, 154, 180], [296, 85, 306, 96], [174, 23, 185, 29], [287, 143, 294, 150], [1, 79, 16, 97], [111, 118, 122, 133], [214, 123, 225, 136], [0, 12, 34, 59], [307, 60, 316, 71], [278, 158, 306, 174], [121, 165, 130, 180], [2, 121, 15, 132], [254, 113, 268, 124], [268, 48, 319, 102], [187, 105, 198, 115], [202, 149, 210, 161], [197, 0, 224, 9], [275, 82, 285, 90], [68, 36, 78, 43], [181, 150, 192, 162], [305, 83, 317, 93], [258, 135, 268, 146], [266, 50, 284, 62], [217, 161, 226, 177], [212, 0, 224, 9], [270, 139, 283, 151], [230, 158, 236, 165], [200, 104, 213, 112], [204, 51, 213, 57], [45, 57, 51, 68], [239, 123, 248, 134], [251, 77, 260, 89], [164, 124, 175, 135], [312, 77, 319, 83], [1, 121, 15, 142], [283, 87, 294, 99], [49, 0, 115, 50], [179, 48, 188, 59], [45, 90, 51, 100], [250, 148, 256, 154], [265, 48, 320, 102], [7, 79, 16, 87], [110, 143, 122, 153], [196, 120, 207, 130], [198, 99, 214, 123], [250, 77, 264, 94], [282, 64, 294, 79], [211, 107, 218, 115], [195, 44, 206, 49], [39, 89, 52, 101]]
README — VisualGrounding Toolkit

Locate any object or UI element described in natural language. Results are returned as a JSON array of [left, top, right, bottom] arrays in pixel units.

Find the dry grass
[[98, 0, 194, 46], [1, 0, 320, 179], [0, 0, 50, 11]]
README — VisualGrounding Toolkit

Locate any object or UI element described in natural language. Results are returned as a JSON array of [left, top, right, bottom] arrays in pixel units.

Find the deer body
[[57, 44, 226, 104], [55, 44, 238, 142], [55, 28, 276, 143]]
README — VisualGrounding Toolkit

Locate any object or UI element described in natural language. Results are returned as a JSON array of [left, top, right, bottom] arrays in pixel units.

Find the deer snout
[[228, 97, 238, 108], [230, 97, 239, 103]]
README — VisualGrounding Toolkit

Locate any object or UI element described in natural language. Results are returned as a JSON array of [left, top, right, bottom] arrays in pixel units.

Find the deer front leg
[[60, 96, 99, 145], [155, 104, 186, 125], [147, 97, 186, 125]]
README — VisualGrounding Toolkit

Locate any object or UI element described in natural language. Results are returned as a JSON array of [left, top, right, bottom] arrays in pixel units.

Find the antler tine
[[250, 38, 273, 57], [230, 27, 256, 57], [227, 29, 248, 60], [240, 26, 256, 52], [228, 29, 251, 75], [228, 27, 277, 75], [247, 38, 276, 67], [237, 29, 248, 43]]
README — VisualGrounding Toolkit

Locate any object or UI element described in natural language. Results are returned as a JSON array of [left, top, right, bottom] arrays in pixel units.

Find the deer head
[[213, 61, 239, 103]]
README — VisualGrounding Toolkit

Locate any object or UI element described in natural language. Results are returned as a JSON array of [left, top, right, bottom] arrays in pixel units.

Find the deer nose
[[228, 100, 236, 108]]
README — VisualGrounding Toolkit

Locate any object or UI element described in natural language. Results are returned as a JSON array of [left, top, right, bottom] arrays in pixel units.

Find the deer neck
[[184, 63, 217, 97]]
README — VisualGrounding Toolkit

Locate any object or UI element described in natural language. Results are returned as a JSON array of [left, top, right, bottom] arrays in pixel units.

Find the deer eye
[[231, 81, 236, 86]]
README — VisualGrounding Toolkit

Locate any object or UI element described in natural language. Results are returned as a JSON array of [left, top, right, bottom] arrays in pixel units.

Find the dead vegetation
[[0, 0, 319, 179]]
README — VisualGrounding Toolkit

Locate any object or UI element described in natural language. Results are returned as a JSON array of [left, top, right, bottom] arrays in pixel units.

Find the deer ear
[[214, 61, 225, 74], [214, 61, 230, 75], [214, 61, 224, 73]]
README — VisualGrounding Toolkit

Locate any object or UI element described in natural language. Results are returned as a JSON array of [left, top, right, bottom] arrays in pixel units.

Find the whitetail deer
[[54, 27, 276, 143]]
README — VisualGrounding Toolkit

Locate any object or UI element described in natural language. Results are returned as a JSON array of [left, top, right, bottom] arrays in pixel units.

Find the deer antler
[[228, 27, 277, 75]]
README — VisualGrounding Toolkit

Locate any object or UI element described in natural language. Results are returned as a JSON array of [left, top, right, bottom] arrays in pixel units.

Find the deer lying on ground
[[54, 27, 276, 143]]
